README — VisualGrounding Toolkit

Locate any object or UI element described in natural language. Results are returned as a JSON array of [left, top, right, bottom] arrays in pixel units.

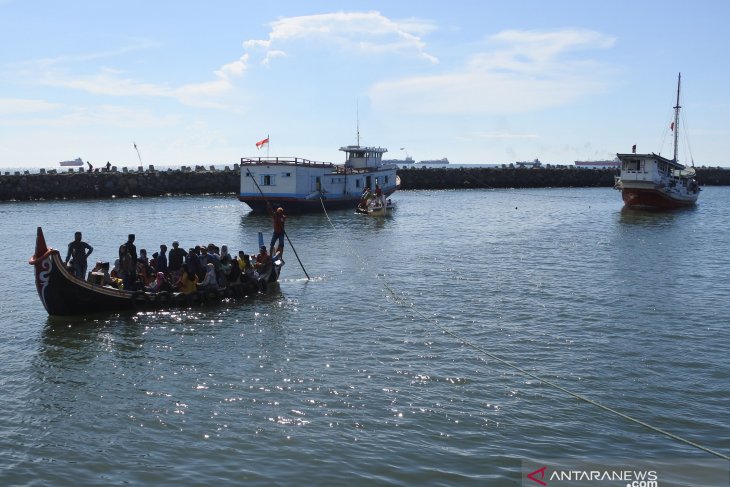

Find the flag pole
[[266, 134, 270, 158]]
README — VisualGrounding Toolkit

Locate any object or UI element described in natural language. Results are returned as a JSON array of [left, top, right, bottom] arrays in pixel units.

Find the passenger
[[119, 244, 136, 290], [374, 184, 385, 207], [220, 244, 230, 261], [137, 249, 153, 284], [146, 272, 171, 293], [156, 244, 169, 275], [65, 231, 93, 279], [270, 207, 286, 256], [197, 263, 219, 291], [186, 248, 203, 282], [359, 187, 371, 209], [110, 259, 122, 280], [175, 264, 198, 295], [241, 253, 256, 279], [122, 234, 138, 265], [98, 262, 118, 287], [197, 248, 209, 281], [168, 240, 187, 279], [227, 255, 242, 284], [254, 246, 272, 275]]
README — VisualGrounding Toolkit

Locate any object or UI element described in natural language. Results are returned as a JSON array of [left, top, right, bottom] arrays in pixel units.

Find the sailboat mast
[[673, 72, 681, 163]]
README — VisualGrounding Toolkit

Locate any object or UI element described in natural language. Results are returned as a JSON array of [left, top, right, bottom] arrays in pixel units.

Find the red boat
[[29, 227, 282, 316]]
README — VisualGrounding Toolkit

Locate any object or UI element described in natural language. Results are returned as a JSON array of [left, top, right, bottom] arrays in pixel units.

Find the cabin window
[[624, 159, 642, 172], [260, 175, 275, 186], [284, 172, 291, 177], [384, 175, 389, 184], [356, 179, 361, 188]]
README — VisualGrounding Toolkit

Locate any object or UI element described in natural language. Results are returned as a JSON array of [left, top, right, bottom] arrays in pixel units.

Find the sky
[[1, 0, 729, 168]]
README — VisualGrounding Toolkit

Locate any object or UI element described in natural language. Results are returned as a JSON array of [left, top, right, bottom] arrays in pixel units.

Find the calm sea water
[[1, 188, 728, 485]]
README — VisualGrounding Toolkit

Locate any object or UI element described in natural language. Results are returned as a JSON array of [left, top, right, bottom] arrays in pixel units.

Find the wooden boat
[[29, 227, 283, 316], [615, 73, 700, 209], [355, 198, 395, 216]]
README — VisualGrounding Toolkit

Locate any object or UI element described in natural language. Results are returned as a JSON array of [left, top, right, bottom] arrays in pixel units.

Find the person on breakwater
[[270, 206, 286, 257], [65, 231, 93, 279]]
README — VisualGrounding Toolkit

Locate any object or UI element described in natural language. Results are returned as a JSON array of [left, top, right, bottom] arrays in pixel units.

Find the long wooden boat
[[29, 227, 282, 317]]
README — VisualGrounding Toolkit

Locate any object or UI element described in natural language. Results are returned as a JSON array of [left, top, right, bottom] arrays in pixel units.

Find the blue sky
[[1, 0, 729, 168]]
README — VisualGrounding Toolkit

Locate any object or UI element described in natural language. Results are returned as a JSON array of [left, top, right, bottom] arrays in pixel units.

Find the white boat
[[59, 157, 83, 167], [615, 73, 700, 209], [239, 138, 399, 213]]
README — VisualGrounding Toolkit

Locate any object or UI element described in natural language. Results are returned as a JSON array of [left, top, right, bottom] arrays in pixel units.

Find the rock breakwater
[[1, 164, 728, 202]]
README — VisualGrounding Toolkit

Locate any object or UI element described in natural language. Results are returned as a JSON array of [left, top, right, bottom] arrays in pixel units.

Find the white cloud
[[245, 11, 438, 64], [370, 28, 616, 115], [0, 98, 62, 115], [0, 104, 180, 129]]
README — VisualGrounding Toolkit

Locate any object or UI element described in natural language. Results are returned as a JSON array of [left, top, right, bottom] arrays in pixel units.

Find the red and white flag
[[256, 136, 269, 150]]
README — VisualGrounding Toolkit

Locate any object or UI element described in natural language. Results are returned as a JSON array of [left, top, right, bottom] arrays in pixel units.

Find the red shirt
[[273, 213, 286, 234]]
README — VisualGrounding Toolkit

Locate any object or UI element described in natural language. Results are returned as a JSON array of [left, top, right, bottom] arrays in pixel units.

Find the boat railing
[[240, 156, 334, 168]]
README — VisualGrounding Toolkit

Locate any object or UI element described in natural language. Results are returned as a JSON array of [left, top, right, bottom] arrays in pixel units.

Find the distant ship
[[59, 157, 83, 167], [383, 156, 415, 164], [417, 157, 449, 165], [575, 159, 620, 168], [515, 158, 542, 168]]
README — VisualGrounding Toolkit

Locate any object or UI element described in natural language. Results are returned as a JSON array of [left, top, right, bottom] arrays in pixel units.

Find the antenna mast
[[673, 72, 681, 163], [356, 100, 360, 147]]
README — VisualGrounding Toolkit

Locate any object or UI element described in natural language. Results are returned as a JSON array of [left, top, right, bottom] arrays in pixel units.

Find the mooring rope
[[318, 196, 729, 461]]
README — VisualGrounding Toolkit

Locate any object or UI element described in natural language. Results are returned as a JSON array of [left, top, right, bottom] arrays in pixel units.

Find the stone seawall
[[0, 165, 240, 201], [396, 166, 730, 190], [1, 165, 728, 201]]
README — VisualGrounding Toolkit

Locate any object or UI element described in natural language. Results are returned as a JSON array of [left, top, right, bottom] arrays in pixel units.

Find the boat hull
[[621, 187, 697, 209], [239, 188, 396, 214], [30, 228, 280, 316]]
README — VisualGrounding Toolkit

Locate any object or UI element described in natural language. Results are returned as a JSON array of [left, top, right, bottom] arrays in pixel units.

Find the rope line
[[318, 196, 729, 461]]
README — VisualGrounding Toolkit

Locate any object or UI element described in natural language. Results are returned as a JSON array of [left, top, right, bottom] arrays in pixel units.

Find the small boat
[[615, 73, 700, 209], [59, 157, 84, 167], [29, 227, 283, 317], [239, 135, 399, 213], [356, 198, 395, 216]]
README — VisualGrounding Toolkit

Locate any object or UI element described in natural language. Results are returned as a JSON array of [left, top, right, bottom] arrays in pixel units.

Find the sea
[[1, 187, 728, 486]]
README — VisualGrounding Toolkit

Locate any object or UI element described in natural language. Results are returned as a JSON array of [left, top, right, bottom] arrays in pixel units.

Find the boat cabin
[[617, 153, 690, 184], [340, 145, 387, 169]]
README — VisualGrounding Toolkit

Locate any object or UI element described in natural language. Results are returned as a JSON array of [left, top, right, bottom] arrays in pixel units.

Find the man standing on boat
[[65, 231, 93, 279], [270, 206, 286, 257]]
